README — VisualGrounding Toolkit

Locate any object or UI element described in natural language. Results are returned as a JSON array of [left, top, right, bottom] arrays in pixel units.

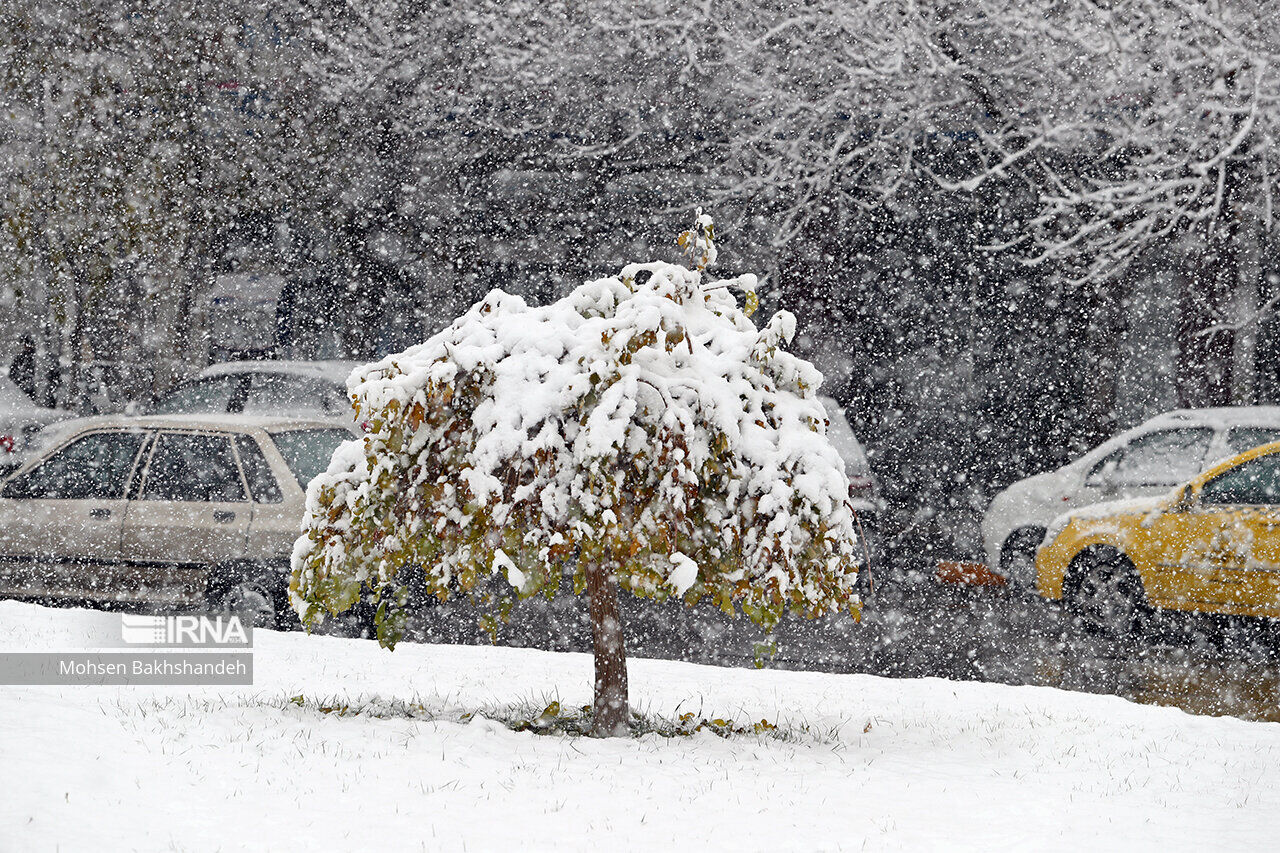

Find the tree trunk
[[1177, 246, 1235, 408], [585, 558, 629, 737], [1231, 219, 1261, 405]]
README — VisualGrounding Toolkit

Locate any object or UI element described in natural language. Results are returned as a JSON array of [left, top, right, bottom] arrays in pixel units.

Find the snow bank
[[4, 601, 1280, 851]]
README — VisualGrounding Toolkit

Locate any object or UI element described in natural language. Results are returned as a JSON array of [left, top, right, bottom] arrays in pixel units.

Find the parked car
[[983, 407, 1280, 589], [1036, 440, 1280, 636], [0, 414, 358, 628], [0, 374, 70, 474], [148, 360, 358, 421], [820, 396, 883, 571]]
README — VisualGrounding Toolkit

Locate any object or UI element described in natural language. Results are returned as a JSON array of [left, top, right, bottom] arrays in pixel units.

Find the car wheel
[[998, 526, 1045, 591], [219, 578, 279, 630], [1069, 551, 1144, 640]]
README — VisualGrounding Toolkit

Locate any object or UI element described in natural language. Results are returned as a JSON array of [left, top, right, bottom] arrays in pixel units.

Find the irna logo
[[120, 614, 252, 648]]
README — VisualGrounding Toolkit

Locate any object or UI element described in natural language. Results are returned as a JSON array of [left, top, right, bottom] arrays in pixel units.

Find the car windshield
[[1087, 427, 1214, 488], [150, 377, 237, 414], [269, 428, 351, 490], [241, 374, 349, 417], [1201, 453, 1280, 505], [1224, 426, 1280, 456]]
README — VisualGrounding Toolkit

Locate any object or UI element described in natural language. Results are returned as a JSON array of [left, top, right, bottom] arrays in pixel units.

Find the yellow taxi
[[1035, 441, 1280, 635]]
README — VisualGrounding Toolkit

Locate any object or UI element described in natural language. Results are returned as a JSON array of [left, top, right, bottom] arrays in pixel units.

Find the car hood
[[985, 469, 1068, 526], [1043, 493, 1170, 545]]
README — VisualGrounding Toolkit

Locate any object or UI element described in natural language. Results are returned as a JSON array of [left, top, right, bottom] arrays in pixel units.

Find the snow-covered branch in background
[[936, 0, 1280, 286]]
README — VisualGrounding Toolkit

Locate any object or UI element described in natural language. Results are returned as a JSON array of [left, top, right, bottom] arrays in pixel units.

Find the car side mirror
[[1171, 485, 1197, 512]]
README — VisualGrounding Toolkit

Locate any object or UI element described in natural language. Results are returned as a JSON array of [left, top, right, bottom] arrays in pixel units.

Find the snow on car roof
[[45, 413, 358, 436], [1147, 406, 1280, 427], [195, 359, 360, 386]]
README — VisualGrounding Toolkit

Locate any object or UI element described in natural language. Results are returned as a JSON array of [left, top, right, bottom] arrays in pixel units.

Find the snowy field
[[3, 600, 1280, 851]]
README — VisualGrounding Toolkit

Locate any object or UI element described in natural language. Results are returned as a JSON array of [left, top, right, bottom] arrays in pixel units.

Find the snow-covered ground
[[3, 600, 1279, 851]]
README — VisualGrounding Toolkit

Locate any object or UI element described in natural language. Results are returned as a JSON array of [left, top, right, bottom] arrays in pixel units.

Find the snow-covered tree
[[919, 0, 1280, 403], [925, 1, 1277, 275], [290, 215, 863, 736]]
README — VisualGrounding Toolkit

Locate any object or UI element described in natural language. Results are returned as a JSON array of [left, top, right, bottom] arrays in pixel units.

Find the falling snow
[[3, 2, 1280, 849]]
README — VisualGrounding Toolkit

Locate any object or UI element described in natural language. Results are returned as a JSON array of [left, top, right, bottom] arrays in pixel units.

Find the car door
[[0, 429, 149, 602], [230, 433, 299, 562], [120, 431, 252, 605], [1160, 453, 1280, 618], [1079, 427, 1214, 504]]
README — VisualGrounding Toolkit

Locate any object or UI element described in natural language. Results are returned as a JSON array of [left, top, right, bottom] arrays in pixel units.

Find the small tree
[[290, 214, 863, 736]]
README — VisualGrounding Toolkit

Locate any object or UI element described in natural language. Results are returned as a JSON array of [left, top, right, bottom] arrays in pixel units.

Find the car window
[[1201, 454, 1280, 506], [233, 434, 284, 503], [1224, 427, 1280, 456], [150, 377, 237, 415], [242, 374, 347, 416], [269, 428, 351, 489], [142, 433, 247, 502], [1085, 427, 1214, 488], [1, 431, 147, 500]]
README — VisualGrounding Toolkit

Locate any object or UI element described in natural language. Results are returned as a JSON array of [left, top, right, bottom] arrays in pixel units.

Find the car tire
[[218, 576, 280, 630], [1067, 550, 1145, 640], [209, 563, 296, 632], [998, 526, 1046, 591]]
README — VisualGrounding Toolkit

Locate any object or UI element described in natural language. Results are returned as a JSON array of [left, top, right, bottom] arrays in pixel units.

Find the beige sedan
[[0, 415, 357, 627]]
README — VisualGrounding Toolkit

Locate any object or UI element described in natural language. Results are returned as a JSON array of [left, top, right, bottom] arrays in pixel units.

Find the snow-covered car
[[983, 407, 1280, 588], [1036, 441, 1280, 636], [148, 360, 358, 422], [820, 396, 883, 564], [0, 374, 70, 472], [0, 414, 358, 627]]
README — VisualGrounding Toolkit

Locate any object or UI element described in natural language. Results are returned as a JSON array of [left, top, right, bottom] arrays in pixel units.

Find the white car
[[0, 374, 70, 468], [982, 407, 1280, 588], [820, 396, 883, 568], [0, 414, 357, 627], [149, 360, 358, 421]]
